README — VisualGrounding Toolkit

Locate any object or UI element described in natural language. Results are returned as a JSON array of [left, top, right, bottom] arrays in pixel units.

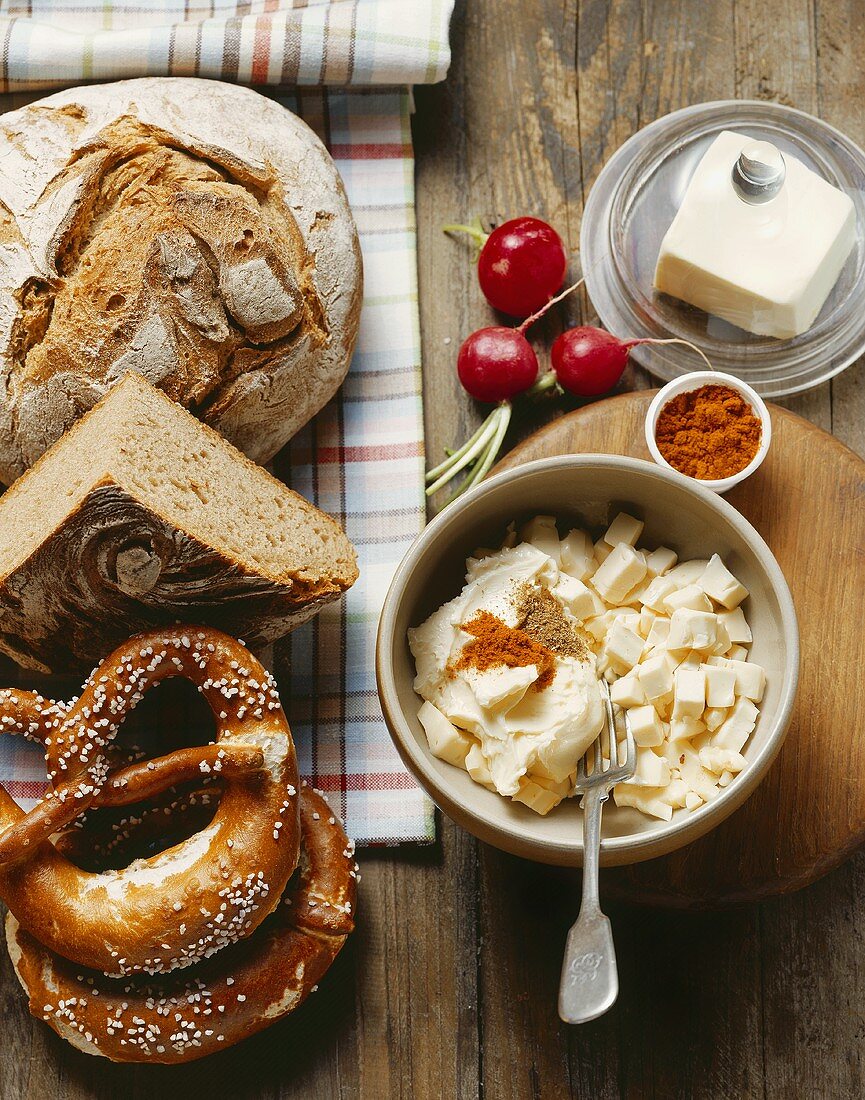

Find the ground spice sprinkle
[[655, 383, 762, 480]]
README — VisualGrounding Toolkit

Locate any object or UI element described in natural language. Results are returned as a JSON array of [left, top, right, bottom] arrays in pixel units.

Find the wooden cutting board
[[496, 391, 865, 909]]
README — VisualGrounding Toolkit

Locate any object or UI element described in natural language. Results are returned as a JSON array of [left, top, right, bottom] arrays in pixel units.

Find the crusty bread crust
[[0, 375, 358, 674], [0, 77, 363, 484]]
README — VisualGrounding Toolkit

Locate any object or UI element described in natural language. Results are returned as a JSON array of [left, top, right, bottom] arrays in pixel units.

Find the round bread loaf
[[0, 77, 362, 484]]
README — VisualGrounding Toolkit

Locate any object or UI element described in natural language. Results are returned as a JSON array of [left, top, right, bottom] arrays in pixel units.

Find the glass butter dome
[[580, 100, 865, 396]]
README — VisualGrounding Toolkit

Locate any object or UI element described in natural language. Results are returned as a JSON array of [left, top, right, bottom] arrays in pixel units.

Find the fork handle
[[558, 786, 619, 1024]]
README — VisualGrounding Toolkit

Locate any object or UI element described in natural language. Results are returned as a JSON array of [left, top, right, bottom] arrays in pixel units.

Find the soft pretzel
[[0, 626, 301, 976], [7, 785, 358, 1064]]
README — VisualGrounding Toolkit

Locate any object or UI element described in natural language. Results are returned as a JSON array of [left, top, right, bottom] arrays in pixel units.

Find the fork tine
[[602, 680, 617, 769], [623, 707, 637, 773]]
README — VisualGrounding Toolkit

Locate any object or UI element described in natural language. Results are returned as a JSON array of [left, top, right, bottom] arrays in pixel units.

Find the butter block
[[654, 130, 856, 339]]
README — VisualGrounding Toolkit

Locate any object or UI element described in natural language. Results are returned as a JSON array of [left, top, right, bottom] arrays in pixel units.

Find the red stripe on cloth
[[329, 142, 414, 160], [315, 440, 423, 463], [251, 18, 272, 84], [312, 772, 420, 793]]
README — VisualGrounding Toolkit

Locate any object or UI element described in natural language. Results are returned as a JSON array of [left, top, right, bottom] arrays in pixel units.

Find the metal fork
[[558, 680, 636, 1024]]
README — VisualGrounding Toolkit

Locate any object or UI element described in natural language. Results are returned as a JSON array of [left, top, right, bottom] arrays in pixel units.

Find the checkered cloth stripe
[[0, 0, 454, 91], [0, 1, 454, 847]]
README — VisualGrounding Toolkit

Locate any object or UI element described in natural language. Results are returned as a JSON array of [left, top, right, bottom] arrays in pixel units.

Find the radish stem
[[527, 370, 560, 397], [458, 402, 511, 493], [425, 409, 501, 496], [626, 337, 714, 372], [517, 277, 585, 334], [425, 417, 490, 482], [442, 218, 489, 258]]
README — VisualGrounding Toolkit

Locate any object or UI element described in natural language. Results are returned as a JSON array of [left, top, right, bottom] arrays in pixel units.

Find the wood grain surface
[[496, 391, 865, 906], [4, 1, 865, 1098]]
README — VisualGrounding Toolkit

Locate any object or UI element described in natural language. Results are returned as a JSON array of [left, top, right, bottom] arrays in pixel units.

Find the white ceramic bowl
[[645, 371, 772, 493], [376, 455, 799, 867]]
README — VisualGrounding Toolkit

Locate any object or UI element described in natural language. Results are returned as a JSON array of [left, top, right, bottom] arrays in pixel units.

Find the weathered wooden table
[[3, 1, 864, 1096]]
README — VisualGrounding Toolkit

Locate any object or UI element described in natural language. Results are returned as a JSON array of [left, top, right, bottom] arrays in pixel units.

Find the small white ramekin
[[645, 371, 772, 494]]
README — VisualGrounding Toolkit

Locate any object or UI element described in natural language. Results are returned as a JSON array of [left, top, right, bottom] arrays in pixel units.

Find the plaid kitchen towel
[[0, 1, 454, 847]]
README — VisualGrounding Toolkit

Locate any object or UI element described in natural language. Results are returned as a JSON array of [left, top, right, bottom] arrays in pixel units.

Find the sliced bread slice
[[0, 373, 358, 672]]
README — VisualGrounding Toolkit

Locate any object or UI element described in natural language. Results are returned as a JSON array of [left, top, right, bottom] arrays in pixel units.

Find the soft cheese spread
[[409, 533, 605, 810], [409, 512, 766, 820]]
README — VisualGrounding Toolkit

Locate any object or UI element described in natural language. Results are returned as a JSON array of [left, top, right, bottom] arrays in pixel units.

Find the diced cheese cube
[[638, 608, 657, 638], [628, 704, 665, 747], [711, 698, 759, 752], [560, 528, 594, 581], [465, 665, 539, 710], [613, 784, 674, 820], [666, 559, 710, 588], [629, 748, 671, 788], [640, 574, 679, 612], [654, 693, 674, 722], [685, 791, 703, 812], [638, 652, 675, 701], [727, 659, 766, 702], [667, 609, 719, 652], [663, 584, 713, 614], [519, 515, 560, 562], [646, 546, 678, 575], [592, 544, 648, 604], [662, 777, 689, 808], [604, 620, 644, 672], [703, 664, 736, 708], [699, 746, 748, 775], [645, 618, 671, 650], [610, 674, 646, 708], [528, 770, 572, 796], [584, 616, 608, 642], [698, 554, 749, 609], [710, 621, 732, 655], [675, 650, 703, 671], [513, 776, 562, 816], [437, 678, 485, 735], [670, 715, 707, 742], [677, 745, 721, 802], [718, 606, 752, 644], [704, 706, 728, 732], [673, 668, 705, 719], [418, 702, 474, 768], [604, 511, 644, 547], [553, 573, 596, 621], [718, 770, 733, 788], [465, 743, 496, 791], [594, 538, 613, 565], [728, 644, 749, 662]]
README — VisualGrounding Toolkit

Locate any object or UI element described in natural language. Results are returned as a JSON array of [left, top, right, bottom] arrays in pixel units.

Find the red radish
[[426, 279, 584, 505], [457, 328, 538, 403], [550, 326, 714, 397], [443, 216, 567, 317]]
